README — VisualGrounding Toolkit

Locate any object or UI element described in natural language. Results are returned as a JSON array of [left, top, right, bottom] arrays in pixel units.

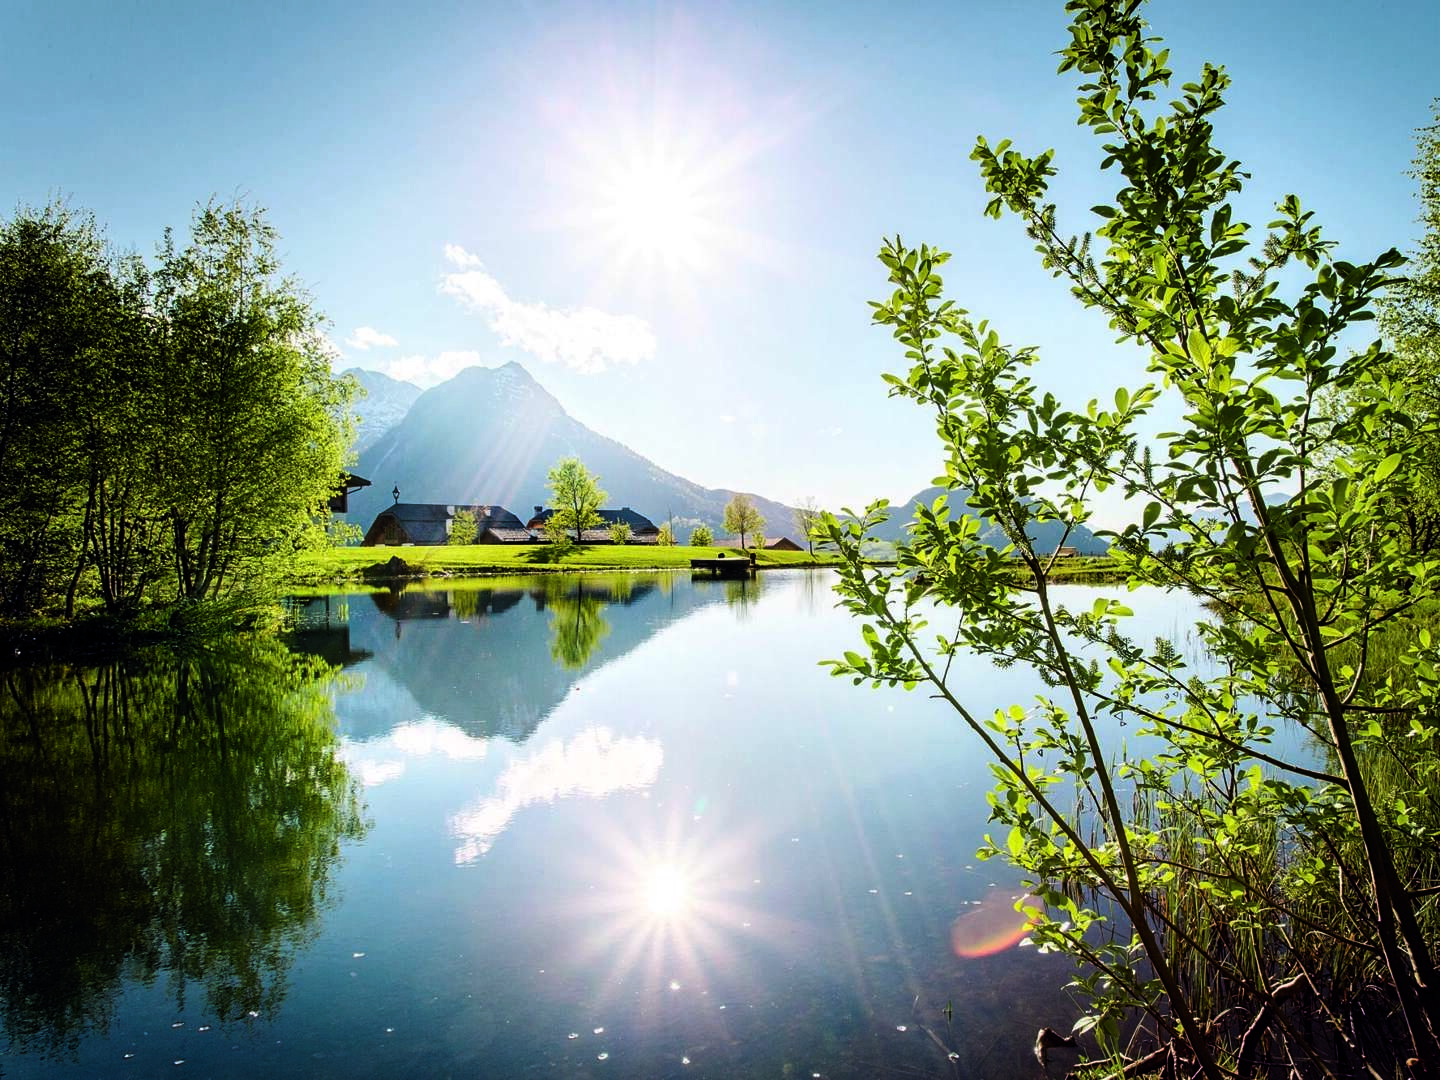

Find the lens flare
[[949, 888, 1043, 959]]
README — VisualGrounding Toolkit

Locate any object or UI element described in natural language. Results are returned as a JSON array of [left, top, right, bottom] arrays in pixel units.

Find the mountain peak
[[347, 362, 798, 534]]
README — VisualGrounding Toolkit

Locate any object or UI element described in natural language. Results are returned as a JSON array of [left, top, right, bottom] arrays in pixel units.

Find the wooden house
[[363, 503, 529, 546], [524, 506, 661, 544]]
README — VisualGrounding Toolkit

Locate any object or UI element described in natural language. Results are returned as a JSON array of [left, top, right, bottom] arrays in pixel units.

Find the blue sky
[[5, 1, 1436, 522]]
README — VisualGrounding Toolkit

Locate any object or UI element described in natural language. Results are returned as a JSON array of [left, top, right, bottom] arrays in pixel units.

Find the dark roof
[[367, 503, 525, 546], [526, 506, 658, 531], [469, 505, 526, 531], [480, 527, 533, 543]]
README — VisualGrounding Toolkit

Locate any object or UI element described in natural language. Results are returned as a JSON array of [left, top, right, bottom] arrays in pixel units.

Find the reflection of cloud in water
[[450, 727, 662, 864], [341, 716, 492, 787]]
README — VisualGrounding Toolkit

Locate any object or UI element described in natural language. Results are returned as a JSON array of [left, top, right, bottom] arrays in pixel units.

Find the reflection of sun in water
[[566, 814, 797, 1014], [643, 862, 692, 918]]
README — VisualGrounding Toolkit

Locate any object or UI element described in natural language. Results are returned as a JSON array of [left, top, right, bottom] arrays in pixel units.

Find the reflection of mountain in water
[[323, 574, 723, 741]]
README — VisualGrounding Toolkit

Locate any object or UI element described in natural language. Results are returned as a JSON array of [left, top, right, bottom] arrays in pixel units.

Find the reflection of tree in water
[[0, 638, 366, 1059], [723, 574, 763, 619], [536, 578, 612, 669]]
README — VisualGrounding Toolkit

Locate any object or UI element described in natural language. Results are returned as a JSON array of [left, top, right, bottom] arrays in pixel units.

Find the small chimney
[[534, 505, 543, 515]]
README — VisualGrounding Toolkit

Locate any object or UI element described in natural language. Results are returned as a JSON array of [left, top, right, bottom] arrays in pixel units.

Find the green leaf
[[1373, 452, 1402, 483]]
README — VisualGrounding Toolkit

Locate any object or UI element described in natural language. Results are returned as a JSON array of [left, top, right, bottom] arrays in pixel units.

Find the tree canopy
[[546, 458, 606, 542], [722, 494, 764, 549], [0, 199, 355, 618]]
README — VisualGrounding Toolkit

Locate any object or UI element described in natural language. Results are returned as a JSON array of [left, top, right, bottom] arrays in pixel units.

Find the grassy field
[[286, 543, 1121, 586], [286, 543, 842, 585]]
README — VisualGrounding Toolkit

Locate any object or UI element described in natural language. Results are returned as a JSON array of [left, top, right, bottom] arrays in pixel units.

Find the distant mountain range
[[339, 362, 1108, 554], [864, 485, 1110, 554], [342, 362, 799, 535]]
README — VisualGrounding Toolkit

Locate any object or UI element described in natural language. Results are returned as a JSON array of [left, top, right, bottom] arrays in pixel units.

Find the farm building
[[363, 504, 530, 546], [524, 506, 661, 544], [716, 536, 804, 551], [328, 472, 372, 513]]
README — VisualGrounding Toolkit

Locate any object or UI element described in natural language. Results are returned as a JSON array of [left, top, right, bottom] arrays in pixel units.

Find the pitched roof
[[480, 527, 533, 543], [469, 505, 526, 531], [526, 506, 658, 531], [367, 503, 526, 546]]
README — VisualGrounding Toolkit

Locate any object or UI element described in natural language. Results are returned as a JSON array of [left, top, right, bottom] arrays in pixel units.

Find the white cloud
[[345, 325, 399, 351], [441, 245, 656, 375], [449, 726, 663, 863], [339, 717, 491, 788], [444, 243, 485, 269], [719, 414, 737, 425], [372, 350, 488, 388]]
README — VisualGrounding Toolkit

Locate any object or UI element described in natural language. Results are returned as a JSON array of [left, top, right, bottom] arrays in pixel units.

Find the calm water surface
[[1, 571, 1207, 1079]]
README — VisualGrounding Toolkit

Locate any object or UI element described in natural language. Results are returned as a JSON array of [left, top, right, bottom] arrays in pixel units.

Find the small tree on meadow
[[608, 520, 631, 545], [546, 457, 606, 542], [656, 521, 676, 546], [689, 524, 713, 547], [722, 494, 764, 550], [793, 496, 822, 556]]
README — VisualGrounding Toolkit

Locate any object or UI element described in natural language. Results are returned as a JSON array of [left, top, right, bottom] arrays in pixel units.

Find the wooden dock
[[690, 555, 755, 579]]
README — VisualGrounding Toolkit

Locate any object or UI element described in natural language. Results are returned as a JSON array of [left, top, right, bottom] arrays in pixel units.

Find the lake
[[0, 570, 1206, 1079]]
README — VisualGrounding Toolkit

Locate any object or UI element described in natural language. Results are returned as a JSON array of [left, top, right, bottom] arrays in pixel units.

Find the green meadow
[[286, 543, 843, 584]]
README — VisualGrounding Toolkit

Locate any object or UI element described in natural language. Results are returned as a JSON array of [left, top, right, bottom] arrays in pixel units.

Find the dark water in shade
[[0, 571, 1206, 1079]]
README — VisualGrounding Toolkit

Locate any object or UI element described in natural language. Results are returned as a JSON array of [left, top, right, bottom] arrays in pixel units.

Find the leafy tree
[[688, 524, 713, 546], [721, 494, 764, 550], [448, 508, 478, 545], [608, 520, 631, 545], [793, 496, 822, 556], [656, 521, 676, 546], [0, 205, 121, 614], [546, 457, 606, 542], [72, 250, 171, 618], [1364, 101, 1440, 555], [824, 3, 1440, 1075], [150, 201, 354, 602]]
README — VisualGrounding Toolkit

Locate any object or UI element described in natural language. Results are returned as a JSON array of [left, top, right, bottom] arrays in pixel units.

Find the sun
[[600, 153, 710, 260], [546, 104, 775, 291], [589, 149, 725, 276]]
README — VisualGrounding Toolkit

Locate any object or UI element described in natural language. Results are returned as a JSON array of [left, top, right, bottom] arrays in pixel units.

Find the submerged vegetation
[[826, 1, 1440, 1076]]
